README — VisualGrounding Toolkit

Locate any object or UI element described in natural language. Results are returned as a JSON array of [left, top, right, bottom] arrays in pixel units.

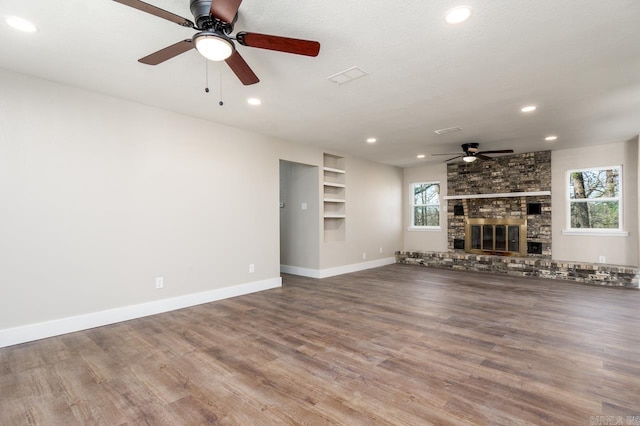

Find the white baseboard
[[280, 264, 322, 278], [281, 257, 396, 279], [0, 277, 282, 349], [317, 257, 396, 278]]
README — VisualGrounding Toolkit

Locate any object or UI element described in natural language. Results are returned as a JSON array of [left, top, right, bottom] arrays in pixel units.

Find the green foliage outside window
[[413, 183, 440, 227], [569, 168, 620, 229]]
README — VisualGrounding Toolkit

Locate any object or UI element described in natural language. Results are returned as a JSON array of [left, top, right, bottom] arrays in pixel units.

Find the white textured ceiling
[[1, 0, 639, 167]]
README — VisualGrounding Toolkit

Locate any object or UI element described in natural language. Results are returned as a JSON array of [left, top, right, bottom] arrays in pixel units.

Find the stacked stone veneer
[[396, 251, 640, 288], [447, 151, 552, 257]]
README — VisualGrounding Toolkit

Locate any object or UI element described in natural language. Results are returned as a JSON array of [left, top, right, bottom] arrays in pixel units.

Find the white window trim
[[410, 181, 441, 230], [407, 226, 442, 232], [561, 229, 629, 237], [564, 165, 625, 235]]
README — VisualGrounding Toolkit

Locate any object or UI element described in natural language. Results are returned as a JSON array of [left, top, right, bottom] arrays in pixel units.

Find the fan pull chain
[[218, 66, 224, 106], [204, 59, 210, 93]]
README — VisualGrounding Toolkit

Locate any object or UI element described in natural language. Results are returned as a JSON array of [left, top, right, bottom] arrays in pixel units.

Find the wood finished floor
[[1, 265, 640, 425]]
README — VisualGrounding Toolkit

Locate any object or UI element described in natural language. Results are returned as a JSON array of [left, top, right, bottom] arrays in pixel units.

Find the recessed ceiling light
[[366, 138, 377, 143], [521, 105, 537, 113], [5, 16, 38, 33], [445, 6, 472, 24], [247, 98, 261, 106], [545, 135, 558, 141], [434, 126, 462, 135], [417, 154, 426, 159]]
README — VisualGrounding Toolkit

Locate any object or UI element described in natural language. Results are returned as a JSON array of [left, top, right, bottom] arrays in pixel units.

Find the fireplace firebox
[[465, 218, 527, 257]]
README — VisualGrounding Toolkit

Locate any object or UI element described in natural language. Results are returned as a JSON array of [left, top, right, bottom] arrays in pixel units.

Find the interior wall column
[[637, 135, 640, 267]]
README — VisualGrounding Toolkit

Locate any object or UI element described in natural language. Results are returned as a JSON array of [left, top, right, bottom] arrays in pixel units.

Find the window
[[567, 166, 622, 231], [411, 182, 440, 228]]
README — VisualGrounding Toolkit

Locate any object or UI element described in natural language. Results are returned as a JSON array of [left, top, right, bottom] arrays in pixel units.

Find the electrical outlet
[[362, 252, 366, 260], [301, 202, 308, 210], [598, 256, 606, 263], [155, 277, 164, 289], [249, 264, 255, 273], [379, 247, 383, 254]]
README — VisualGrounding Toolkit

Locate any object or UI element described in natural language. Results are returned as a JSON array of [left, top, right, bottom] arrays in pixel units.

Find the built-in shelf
[[323, 166, 346, 174], [323, 182, 346, 188], [323, 153, 346, 242]]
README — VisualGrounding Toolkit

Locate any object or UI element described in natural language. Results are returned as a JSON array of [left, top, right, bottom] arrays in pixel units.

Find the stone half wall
[[396, 251, 639, 288], [447, 151, 552, 257]]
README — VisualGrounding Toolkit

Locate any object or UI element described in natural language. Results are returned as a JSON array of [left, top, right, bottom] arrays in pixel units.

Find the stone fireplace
[[446, 151, 552, 258]]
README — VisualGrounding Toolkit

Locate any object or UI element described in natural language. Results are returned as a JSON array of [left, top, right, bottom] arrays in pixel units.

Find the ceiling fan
[[113, 0, 321, 85], [434, 143, 514, 163]]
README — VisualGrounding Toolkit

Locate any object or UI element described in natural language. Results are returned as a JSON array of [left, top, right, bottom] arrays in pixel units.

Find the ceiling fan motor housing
[[190, 0, 212, 21], [462, 142, 479, 153], [190, 0, 236, 32]]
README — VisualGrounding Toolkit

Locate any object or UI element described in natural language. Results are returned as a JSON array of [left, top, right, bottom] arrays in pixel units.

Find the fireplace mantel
[[443, 191, 551, 200]]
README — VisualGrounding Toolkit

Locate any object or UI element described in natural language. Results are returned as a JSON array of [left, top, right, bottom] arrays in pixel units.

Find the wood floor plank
[[1, 264, 639, 424]]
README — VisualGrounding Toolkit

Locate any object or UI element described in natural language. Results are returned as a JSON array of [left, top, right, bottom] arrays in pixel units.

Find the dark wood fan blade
[[238, 32, 320, 56], [477, 154, 492, 160], [432, 152, 462, 156], [445, 155, 463, 162], [139, 40, 194, 65], [477, 149, 514, 155], [225, 51, 259, 85], [113, 0, 194, 27], [210, 0, 243, 24]]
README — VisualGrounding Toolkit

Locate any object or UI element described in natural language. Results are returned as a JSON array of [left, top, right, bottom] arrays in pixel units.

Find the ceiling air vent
[[327, 66, 369, 85], [434, 126, 462, 135]]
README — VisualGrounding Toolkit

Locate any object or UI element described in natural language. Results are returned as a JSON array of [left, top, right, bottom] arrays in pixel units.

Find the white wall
[[0, 68, 404, 338], [551, 140, 639, 266], [319, 155, 403, 270], [279, 161, 320, 269], [0, 69, 283, 331], [402, 162, 449, 252], [277, 150, 403, 277]]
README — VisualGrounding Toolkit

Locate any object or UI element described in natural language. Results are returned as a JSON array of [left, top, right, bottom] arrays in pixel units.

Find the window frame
[[564, 165, 625, 235], [409, 181, 441, 230]]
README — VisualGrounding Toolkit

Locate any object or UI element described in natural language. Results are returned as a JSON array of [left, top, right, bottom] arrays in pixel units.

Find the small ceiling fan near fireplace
[[434, 143, 514, 163], [113, 0, 321, 85]]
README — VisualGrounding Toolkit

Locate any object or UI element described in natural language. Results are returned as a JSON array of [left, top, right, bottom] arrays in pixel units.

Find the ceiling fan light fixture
[[193, 32, 234, 61], [463, 155, 477, 163]]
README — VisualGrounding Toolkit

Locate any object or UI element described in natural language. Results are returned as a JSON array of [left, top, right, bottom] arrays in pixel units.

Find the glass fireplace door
[[465, 219, 527, 256]]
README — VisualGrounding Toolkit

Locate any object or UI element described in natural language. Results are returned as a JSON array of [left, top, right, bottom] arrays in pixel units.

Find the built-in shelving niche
[[323, 153, 346, 242]]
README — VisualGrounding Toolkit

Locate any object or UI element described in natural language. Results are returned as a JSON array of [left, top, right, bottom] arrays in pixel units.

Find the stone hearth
[[396, 251, 639, 288]]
